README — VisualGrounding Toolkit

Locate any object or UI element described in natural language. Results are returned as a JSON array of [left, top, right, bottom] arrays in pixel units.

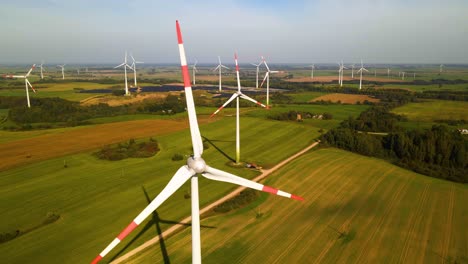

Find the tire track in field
[[441, 184, 455, 261], [353, 175, 412, 263], [398, 183, 430, 263], [415, 191, 438, 264], [314, 167, 393, 264], [272, 159, 360, 264], [237, 155, 353, 264]]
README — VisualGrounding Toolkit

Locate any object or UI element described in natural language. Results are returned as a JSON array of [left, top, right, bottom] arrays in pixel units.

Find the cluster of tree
[[95, 138, 159, 161], [0, 212, 60, 244], [213, 189, 258, 213], [322, 108, 467, 182], [417, 90, 468, 101], [268, 110, 332, 121], [140, 94, 186, 114]]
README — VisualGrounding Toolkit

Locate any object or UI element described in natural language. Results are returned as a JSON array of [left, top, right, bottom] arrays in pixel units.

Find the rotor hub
[[187, 156, 207, 174]]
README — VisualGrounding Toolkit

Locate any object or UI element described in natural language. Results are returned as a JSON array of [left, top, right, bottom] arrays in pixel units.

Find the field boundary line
[[110, 141, 320, 264]]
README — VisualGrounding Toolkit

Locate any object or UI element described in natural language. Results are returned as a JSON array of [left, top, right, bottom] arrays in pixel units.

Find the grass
[[379, 83, 468, 92], [286, 92, 327, 103], [128, 148, 468, 264], [392, 100, 468, 123], [0, 116, 322, 264]]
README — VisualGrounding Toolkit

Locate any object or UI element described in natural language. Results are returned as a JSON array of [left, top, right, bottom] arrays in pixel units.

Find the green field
[[0, 117, 321, 264], [392, 100, 468, 123], [128, 148, 468, 264]]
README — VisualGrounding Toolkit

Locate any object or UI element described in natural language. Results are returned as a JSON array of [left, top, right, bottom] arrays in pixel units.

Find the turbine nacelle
[[187, 156, 207, 174]]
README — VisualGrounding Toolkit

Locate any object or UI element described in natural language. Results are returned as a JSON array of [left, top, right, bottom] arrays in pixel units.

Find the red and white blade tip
[[176, 20, 183, 44], [261, 185, 304, 201]]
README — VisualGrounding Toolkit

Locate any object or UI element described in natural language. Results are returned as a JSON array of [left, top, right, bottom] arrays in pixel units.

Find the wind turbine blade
[[114, 63, 125, 69], [263, 60, 270, 72], [270, 71, 279, 73], [176, 20, 203, 157], [25, 64, 36, 77], [363, 68, 369, 72], [26, 79, 36, 93], [212, 65, 220, 72], [91, 165, 194, 264], [239, 93, 266, 108], [210, 93, 239, 117], [260, 72, 269, 88], [221, 65, 229, 70], [203, 166, 303, 201]]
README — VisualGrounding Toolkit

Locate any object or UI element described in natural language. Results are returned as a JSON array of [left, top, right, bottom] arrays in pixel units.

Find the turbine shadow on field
[[109, 186, 216, 263], [202, 136, 235, 162]]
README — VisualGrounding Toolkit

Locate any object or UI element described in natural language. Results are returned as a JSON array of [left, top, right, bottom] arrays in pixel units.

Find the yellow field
[[126, 148, 467, 264], [312, 93, 380, 104]]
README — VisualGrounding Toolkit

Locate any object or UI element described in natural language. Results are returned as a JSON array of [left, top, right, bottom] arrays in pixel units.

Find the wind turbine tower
[[57, 64, 65, 79], [213, 56, 229, 91], [260, 57, 278, 108], [192, 60, 198, 85], [130, 53, 144, 88], [251, 57, 263, 88], [3, 65, 37, 108], [115, 51, 133, 96], [357, 59, 368, 90]]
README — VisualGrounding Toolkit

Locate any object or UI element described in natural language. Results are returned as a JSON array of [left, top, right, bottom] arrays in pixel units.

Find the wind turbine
[[130, 53, 144, 88], [350, 64, 355, 79], [38, 61, 46, 79], [401, 71, 405, 80], [91, 20, 303, 264], [210, 53, 266, 164], [356, 59, 368, 90], [213, 56, 229, 91], [192, 60, 198, 85], [3, 64, 37, 108], [250, 57, 263, 88], [387, 68, 391, 78], [115, 51, 133, 96], [259, 57, 278, 108], [57, 64, 65, 80], [439, 64, 444, 73], [310, 64, 315, 79], [338, 61, 347, 87]]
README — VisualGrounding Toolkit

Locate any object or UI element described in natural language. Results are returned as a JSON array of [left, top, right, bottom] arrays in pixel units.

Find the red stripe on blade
[[262, 186, 278, 195], [291, 194, 304, 201], [91, 255, 103, 264], [176, 20, 183, 44], [181, 65, 191, 88], [117, 221, 138, 241]]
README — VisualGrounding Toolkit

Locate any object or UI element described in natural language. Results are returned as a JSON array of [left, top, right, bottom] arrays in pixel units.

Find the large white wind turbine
[[39, 61, 46, 79], [338, 61, 347, 87], [115, 51, 133, 96], [310, 64, 315, 79], [91, 20, 303, 264], [250, 57, 263, 88], [259, 57, 278, 108], [356, 59, 368, 90], [350, 64, 355, 79], [213, 56, 229, 91], [439, 64, 444, 73], [130, 53, 144, 88], [211, 53, 266, 164], [3, 65, 37, 108], [192, 60, 198, 85], [57, 64, 65, 80]]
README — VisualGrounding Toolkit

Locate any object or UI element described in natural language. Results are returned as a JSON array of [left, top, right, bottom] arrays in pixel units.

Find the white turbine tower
[[213, 56, 229, 91], [57, 64, 65, 80], [130, 53, 144, 88], [3, 65, 37, 108], [401, 72, 405, 80], [91, 20, 303, 264], [250, 56, 263, 89], [115, 51, 133, 96], [439, 64, 444, 73], [387, 68, 391, 78], [310, 64, 315, 79], [338, 61, 347, 87], [211, 53, 267, 164], [351, 64, 355, 79], [356, 59, 368, 90], [39, 61, 46, 79], [259, 57, 278, 108], [192, 60, 198, 85]]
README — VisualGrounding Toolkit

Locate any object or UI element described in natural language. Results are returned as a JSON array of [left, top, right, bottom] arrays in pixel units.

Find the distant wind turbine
[[115, 51, 133, 96], [310, 64, 315, 79], [260, 57, 278, 108], [213, 56, 229, 91], [387, 68, 391, 78], [130, 53, 144, 88], [3, 64, 37, 108], [338, 61, 347, 87], [192, 60, 198, 85], [356, 59, 368, 90], [401, 72, 405, 80], [250, 57, 263, 88], [39, 61, 46, 79], [439, 64, 444, 73], [350, 64, 355, 79], [57, 64, 65, 80], [210, 53, 267, 164]]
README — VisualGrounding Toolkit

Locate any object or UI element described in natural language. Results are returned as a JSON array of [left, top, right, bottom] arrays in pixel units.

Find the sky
[[1, 0, 467, 65]]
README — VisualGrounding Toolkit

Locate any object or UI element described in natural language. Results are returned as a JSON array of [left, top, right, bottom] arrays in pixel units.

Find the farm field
[[311, 93, 380, 104], [0, 116, 322, 264], [128, 148, 468, 264], [392, 100, 468, 123]]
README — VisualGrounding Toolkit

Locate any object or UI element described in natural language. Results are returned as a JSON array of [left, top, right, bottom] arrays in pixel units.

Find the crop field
[[286, 91, 327, 103], [0, 116, 322, 264], [312, 93, 380, 104], [128, 148, 468, 264], [378, 83, 468, 92], [392, 100, 468, 123]]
